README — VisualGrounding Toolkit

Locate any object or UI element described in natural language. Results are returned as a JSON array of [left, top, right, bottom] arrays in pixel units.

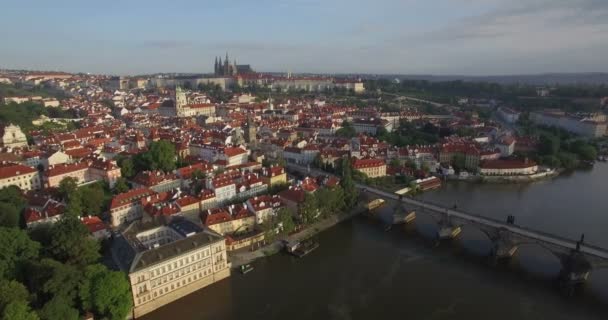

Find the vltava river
[[143, 163, 608, 320]]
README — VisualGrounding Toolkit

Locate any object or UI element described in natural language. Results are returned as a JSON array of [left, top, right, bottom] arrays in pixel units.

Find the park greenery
[[522, 126, 599, 170], [0, 186, 27, 228], [260, 207, 296, 243], [364, 79, 530, 104], [290, 158, 359, 226], [0, 102, 79, 132], [57, 178, 113, 217], [335, 120, 357, 138], [132, 140, 177, 173], [196, 83, 233, 103], [377, 121, 443, 147], [0, 83, 65, 100], [0, 215, 132, 320], [364, 79, 607, 113]]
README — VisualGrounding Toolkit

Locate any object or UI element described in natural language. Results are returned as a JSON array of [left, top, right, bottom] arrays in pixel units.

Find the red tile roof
[[46, 162, 88, 177], [201, 208, 232, 226], [110, 188, 155, 209], [81, 216, 108, 233], [223, 147, 247, 157], [175, 195, 199, 208], [353, 158, 385, 169], [198, 189, 216, 200], [132, 170, 178, 187], [278, 186, 306, 203], [177, 162, 213, 179], [0, 162, 37, 179], [247, 195, 282, 212]]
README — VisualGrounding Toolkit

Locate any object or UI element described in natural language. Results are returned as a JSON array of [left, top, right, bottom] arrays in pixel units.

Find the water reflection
[[458, 226, 493, 257], [414, 212, 439, 239], [514, 244, 562, 278], [588, 268, 608, 303]]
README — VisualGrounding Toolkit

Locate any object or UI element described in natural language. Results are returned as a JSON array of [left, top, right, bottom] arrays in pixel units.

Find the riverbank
[[229, 205, 366, 268]]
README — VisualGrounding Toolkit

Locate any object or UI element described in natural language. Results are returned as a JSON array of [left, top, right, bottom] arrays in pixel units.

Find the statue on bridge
[[506, 215, 515, 225]]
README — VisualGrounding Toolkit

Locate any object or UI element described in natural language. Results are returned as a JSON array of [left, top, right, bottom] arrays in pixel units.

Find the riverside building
[[112, 219, 230, 318]]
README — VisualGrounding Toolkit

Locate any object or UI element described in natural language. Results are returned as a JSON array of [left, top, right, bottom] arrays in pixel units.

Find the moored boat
[[240, 264, 254, 274]]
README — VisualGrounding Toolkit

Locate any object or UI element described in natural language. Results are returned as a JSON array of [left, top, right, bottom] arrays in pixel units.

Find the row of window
[[140, 270, 212, 304], [148, 249, 212, 279], [150, 260, 212, 288]]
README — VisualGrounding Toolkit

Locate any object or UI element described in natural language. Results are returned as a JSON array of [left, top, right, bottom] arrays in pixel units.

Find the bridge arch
[[511, 242, 564, 276], [456, 224, 496, 256]]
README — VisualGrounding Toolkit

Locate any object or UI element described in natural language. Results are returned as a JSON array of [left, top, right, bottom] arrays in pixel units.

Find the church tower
[[175, 86, 188, 117], [244, 114, 257, 147], [224, 52, 230, 76]]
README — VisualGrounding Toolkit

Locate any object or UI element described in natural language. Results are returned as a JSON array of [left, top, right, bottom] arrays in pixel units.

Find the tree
[[540, 155, 561, 168], [277, 208, 296, 234], [558, 152, 579, 170], [48, 217, 100, 266], [63, 192, 83, 217], [40, 259, 84, 305], [452, 154, 466, 171], [133, 150, 156, 172], [190, 169, 207, 194], [314, 188, 332, 218], [0, 186, 26, 210], [312, 153, 323, 169], [299, 193, 319, 224], [113, 178, 129, 194], [135, 140, 177, 172], [38, 296, 79, 320], [339, 158, 359, 209], [576, 144, 598, 161], [0, 280, 30, 314], [335, 121, 357, 138], [191, 169, 206, 180], [389, 159, 401, 168], [330, 186, 346, 213], [315, 187, 345, 218], [0, 228, 40, 280], [78, 184, 105, 216], [0, 203, 20, 228], [80, 265, 132, 320], [117, 157, 135, 179], [376, 126, 390, 141], [2, 301, 39, 320], [539, 133, 560, 156], [57, 177, 78, 202]]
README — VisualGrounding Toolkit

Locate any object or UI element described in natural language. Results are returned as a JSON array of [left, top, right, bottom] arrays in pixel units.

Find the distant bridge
[[286, 163, 608, 289]]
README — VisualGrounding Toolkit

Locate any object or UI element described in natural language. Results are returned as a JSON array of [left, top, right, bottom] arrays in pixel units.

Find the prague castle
[[214, 53, 254, 76]]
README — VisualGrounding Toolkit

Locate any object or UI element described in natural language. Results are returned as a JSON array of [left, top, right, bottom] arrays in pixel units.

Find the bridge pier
[[488, 229, 518, 266], [434, 212, 462, 246], [558, 236, 592, 297]]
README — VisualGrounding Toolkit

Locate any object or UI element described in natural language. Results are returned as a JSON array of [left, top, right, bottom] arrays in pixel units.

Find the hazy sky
[[1, 0, 607, 75]]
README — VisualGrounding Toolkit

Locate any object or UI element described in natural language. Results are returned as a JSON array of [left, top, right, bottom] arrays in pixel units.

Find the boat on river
[[240, 264, 254, 274], [283, 238, 319, 258]]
